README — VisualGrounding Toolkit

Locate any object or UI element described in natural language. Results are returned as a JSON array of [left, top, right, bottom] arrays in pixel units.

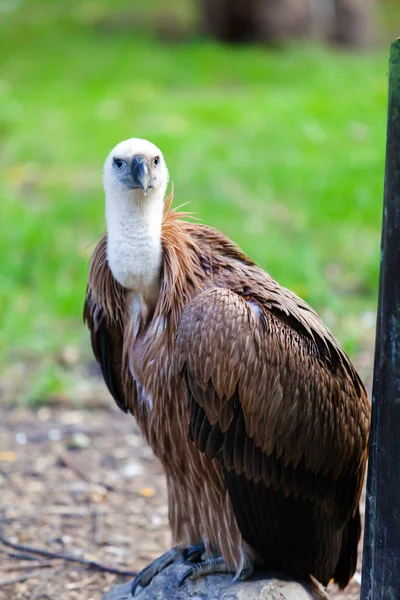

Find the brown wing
[[83, 235, 128, 414], [176, 287, 370, 586]]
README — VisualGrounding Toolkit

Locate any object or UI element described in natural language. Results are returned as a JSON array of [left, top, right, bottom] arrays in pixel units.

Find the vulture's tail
[[333, 508, 361, 589]]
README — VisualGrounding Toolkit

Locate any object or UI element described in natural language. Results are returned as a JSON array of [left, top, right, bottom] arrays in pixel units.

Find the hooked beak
[[131, 155, 152, 195]]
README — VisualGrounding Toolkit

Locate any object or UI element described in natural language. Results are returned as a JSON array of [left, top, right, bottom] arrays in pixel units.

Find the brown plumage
[[84, 139, 370, 591]]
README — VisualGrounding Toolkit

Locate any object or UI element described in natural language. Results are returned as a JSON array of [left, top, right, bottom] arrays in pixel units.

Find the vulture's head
[[103, 138, 169, 206]]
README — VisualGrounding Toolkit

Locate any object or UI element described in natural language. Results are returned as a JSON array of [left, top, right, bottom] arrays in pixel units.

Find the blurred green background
[[0, 0, 397, 403]]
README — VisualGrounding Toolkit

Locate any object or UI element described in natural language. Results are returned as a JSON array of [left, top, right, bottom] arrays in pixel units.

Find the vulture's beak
[[131, 155, 152, 195]]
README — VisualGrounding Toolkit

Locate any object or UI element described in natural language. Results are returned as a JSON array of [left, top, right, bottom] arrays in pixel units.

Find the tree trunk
[[200, 0, 311, 43], [330, 0, 374, 47], [199, 0, 374, 46]]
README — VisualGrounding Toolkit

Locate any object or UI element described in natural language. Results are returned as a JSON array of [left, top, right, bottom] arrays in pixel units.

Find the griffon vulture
[[84, 138, 370, 594]]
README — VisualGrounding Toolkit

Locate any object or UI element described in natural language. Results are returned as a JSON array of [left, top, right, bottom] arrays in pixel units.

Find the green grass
[[0, 1, 392, 402]]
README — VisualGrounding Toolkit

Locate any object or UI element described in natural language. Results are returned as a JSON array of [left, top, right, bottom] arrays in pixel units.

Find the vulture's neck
[[105, 190, 164, 313]]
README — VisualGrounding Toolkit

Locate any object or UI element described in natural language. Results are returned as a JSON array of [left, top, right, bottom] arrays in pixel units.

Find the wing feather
[[176, 287, 370, 586], [84, 289, 128, 413], [83, 236, 129, 414]]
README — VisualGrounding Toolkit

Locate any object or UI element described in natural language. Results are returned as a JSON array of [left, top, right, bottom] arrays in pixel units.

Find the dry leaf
[[138, 487, 155, 498], [0, 451, 16, 462]]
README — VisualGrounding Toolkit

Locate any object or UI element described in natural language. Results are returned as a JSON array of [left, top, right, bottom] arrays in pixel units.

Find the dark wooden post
[[361, 39, 400, 600]]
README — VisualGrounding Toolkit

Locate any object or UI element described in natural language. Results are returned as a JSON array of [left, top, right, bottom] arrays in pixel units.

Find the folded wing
[[175, 287, 369, 586]]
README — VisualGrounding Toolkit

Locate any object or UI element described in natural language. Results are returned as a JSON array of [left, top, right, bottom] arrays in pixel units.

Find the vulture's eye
[[113, 158, 125, 170], [153, 156, 160, 168]]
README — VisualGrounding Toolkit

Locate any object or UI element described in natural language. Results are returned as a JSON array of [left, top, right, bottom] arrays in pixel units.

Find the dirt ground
[[0, 360, 371, 600]]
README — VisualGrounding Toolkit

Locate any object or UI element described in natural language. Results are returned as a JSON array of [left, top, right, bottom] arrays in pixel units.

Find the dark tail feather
[[333, 509, 361, 589]]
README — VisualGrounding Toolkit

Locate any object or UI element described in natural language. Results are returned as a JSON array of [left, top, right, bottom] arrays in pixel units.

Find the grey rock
[[102, 563, 329, 600]]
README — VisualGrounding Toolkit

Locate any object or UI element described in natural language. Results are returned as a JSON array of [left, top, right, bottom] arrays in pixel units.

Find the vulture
[[84, 138, 370, 594]]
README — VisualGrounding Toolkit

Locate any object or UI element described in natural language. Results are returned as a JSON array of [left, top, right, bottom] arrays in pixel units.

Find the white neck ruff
[[105, 189, 164, 304]]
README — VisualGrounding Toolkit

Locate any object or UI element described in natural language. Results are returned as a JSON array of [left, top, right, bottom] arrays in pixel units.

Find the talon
[[237, 563, 254, 581], [178, 567, 195, 587], [178, 556, 229, 586], [131, 565, 152, 596], [182, 543, 205, 563], [130, 548, 181, 596]]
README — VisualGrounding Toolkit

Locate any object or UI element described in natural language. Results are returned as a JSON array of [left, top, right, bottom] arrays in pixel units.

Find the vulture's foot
[[130, 544, 205, 596], [178, 556, 254, 587], [131, 548, 181, 596]]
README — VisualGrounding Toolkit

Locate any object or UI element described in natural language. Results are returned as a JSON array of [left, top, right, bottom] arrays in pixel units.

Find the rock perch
[[102, 563, 329, 600]]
